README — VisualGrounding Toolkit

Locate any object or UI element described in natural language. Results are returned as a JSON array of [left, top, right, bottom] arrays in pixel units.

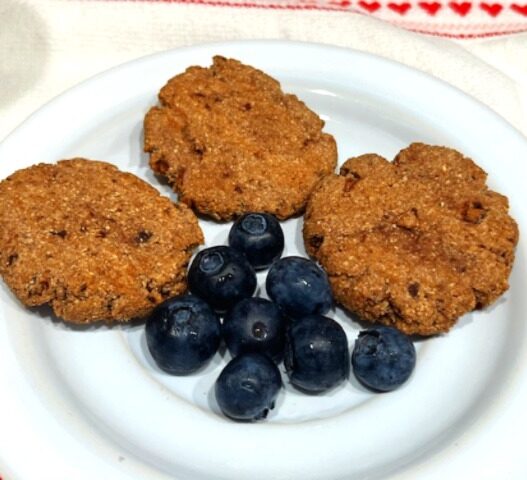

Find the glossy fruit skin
[[266, 256, 332, 318], [223, 298, 285, 363], [145, 295, 221, 375], [284, 314, 349, 393], [188, 246, 257, 311], [352, 326, 416, 392], [215, 352, 282, 421], [228, 213, 284, 270]]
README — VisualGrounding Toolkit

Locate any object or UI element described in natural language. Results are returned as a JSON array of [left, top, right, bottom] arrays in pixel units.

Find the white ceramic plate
[[0, 41, 526, 480]]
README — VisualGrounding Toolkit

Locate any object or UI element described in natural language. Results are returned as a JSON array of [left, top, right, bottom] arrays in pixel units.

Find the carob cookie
[[304, 143, 519, 335], [144, 56, 337, 220], [0, 159, 203, 323]]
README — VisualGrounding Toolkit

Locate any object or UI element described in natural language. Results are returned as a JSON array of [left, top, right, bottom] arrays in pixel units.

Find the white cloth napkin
[[1, 0, 526, 141]]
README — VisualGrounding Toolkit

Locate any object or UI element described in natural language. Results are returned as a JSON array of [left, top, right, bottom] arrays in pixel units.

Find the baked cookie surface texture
[[0, 159, 203, 323], [303, 143, 519, 335], [144, 56, 337, 220]]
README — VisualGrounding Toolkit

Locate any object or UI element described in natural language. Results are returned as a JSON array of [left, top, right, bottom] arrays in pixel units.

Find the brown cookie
[[0, 159, 203, 323], [304, 143, 519, 335], [144, 56, 337, 220]]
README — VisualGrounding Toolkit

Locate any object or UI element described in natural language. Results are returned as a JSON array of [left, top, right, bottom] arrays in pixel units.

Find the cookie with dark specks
[[144, 56, 337, 220], [0, 159, 203, 323], [303, 143, 519, 335]]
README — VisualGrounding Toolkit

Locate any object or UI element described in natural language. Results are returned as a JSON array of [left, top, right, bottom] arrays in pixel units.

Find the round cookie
[[0, 159, 203, 323], [304, 143, 519, 336], [144, 56, 337, 220]]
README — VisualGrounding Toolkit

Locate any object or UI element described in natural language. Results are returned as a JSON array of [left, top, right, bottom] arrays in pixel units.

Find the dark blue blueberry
[[223, 298, 285, 363], [215, 352, 282, 421], [145, 295, 221, 375], [352, 326, 416, 392], [188, 246, 257, 311], [266, 256, 332, 318], [284, 314, 349, 393], [228, 213, 284, 270]]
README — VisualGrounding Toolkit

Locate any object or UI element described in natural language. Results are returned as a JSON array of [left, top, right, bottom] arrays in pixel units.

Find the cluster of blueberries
[[145, 213, 416, 421]]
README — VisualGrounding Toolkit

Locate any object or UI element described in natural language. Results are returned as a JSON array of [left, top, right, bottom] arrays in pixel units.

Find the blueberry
[[215, 352, 282, 421], [266, 256, 332, 318], [145, 295, 221, 375], [352, 326, 416, 392], [228, 213, 284, 270], [223, 298, 285, 363], [188, 246, 257, 311], [284, 314, 349, 393]]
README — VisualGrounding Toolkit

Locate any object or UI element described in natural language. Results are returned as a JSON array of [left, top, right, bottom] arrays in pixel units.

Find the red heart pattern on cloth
[[184, 0, 527, 38], [418, 1, 442, 14], [388, 1, 412, 13], [352, 0, 527, 17], [358, 0, 382, 12], [511, 3, 527, 15], [448, 1, 472, 15], [480, 2, 503, 15]]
